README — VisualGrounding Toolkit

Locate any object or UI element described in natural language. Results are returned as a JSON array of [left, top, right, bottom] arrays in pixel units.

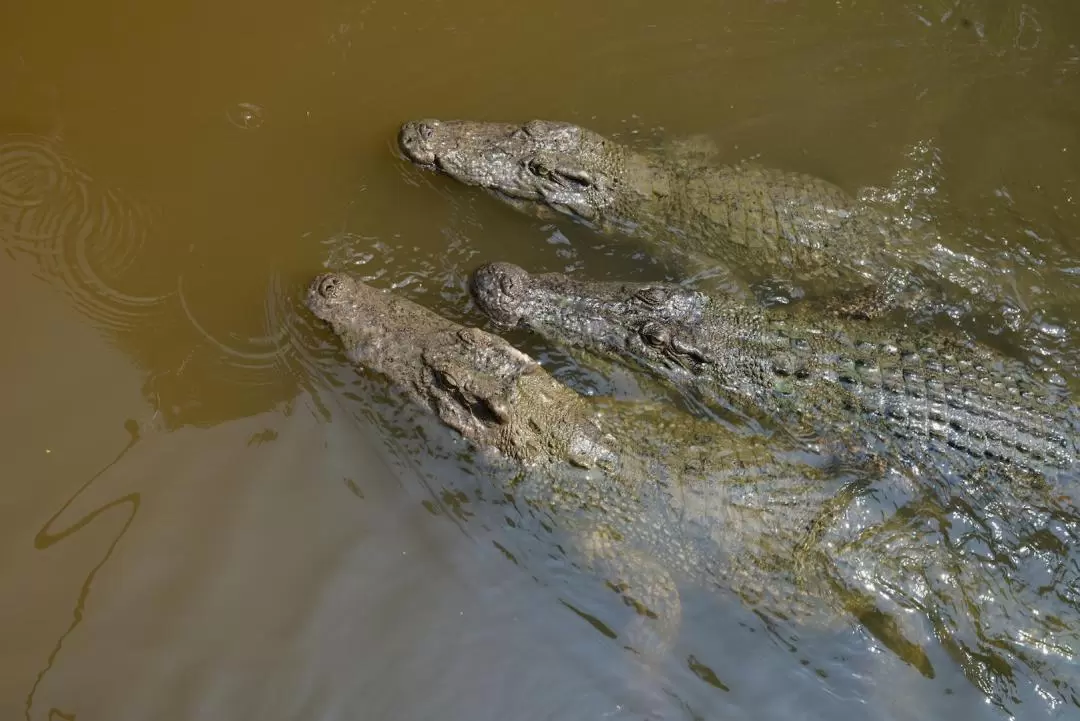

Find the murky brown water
[[3, 0, 1080, 719]]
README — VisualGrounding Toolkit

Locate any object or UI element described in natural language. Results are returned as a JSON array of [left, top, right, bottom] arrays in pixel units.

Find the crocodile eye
[[318, 276, 340, 299], [634, 287, 667, 306], [435, 368, 461, 389], [640, 322, 671, 349], [474, 397, 510, 426], [511, 128, 530, 142], [527, 158, 551, 177], [523, 119, 551, 135], [456, 328, 481, 347], [555, 168, 594, 189]]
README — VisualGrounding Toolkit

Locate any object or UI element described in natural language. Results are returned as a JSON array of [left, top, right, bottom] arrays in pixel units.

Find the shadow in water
[[23, 419, 142, 721]]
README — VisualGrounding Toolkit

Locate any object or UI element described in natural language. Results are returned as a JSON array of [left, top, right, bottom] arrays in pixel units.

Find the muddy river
[[2, 1, 1079, 719]]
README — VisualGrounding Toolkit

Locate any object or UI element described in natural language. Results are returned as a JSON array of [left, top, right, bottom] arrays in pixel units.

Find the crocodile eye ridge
[[634, 287, 668, 306]]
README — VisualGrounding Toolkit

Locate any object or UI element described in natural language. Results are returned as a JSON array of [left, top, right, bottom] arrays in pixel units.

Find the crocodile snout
[[316, 274, 341, 299], [470, 262, 529, 328], [306, 272, 344, 320], [398, 120, 439, 166]]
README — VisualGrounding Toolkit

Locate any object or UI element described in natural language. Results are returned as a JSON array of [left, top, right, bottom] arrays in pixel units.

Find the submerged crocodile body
[[305, 271, 937, 670], [398, 117, 934, 311], [469, 262, 1079, 477]]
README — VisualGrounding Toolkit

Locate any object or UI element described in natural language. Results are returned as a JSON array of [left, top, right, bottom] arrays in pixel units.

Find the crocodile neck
[[593, 151, 902, 291]]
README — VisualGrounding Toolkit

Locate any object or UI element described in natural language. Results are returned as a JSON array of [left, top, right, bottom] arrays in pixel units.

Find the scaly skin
[[469, 262, 1079, 476], [398, 118, 926, 309], [305, 271, 934, 672]]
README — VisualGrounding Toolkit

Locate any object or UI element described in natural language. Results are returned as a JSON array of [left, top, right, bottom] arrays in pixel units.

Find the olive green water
[[2, 0, 1079, 719]]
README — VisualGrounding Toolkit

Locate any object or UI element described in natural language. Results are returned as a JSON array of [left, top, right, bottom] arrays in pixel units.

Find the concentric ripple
[[0, 134, 170, 334]]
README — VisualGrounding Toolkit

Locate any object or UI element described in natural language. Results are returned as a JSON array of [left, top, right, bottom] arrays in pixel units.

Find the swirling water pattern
[[0, 135, 170, 332]]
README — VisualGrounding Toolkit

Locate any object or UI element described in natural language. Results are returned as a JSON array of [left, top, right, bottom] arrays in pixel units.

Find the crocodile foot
[[578, 524, 683, 661]]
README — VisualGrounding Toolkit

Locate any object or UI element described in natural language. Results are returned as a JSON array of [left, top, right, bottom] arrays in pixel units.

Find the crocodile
[[468, 261, 1080, 479], [398, 117, 944, 315], [304, 271, 937, 676]]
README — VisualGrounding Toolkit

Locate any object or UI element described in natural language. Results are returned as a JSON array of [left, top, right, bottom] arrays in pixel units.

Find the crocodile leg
[[578, 522, 684, 662], [796, 498, 938, 679]]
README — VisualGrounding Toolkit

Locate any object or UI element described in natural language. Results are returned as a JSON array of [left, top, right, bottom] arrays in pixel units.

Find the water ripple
[[0, 134, 170, 334], [225, 102, 265, 130], [176, 274, 288, 367], [825, 462, 1080, 714]]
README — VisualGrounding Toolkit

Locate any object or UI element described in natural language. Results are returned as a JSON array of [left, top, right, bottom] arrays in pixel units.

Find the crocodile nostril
[[499, 274, 518, 297], [418, 122, 435, 141], [318, 276, 340, 299]]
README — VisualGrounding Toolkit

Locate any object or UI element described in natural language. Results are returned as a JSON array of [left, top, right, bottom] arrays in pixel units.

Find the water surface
[[2, 0, 1079, 719]]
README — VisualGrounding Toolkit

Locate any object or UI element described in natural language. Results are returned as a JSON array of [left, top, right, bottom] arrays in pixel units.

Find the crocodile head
[[469, 261, 717, 383], [398, 118, 632, 226], [307, 272, 615, 468]]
